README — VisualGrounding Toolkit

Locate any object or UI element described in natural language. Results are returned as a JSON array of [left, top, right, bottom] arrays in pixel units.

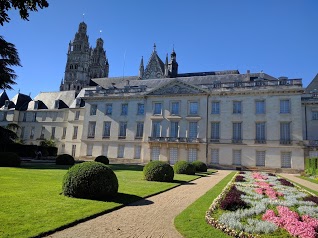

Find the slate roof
[[10, 93, 32, 110], [306, 73, 318, 93], [92, 71, 278, 92], [29, 91, 77, 110], [0, 91, 9, 108]]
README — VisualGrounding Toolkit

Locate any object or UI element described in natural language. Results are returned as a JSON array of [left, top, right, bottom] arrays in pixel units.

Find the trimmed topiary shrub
[[56, 154, 75, 165], [143, 161, 174, 182], [0, 152, 21, 167], [192, 160, 207, 172], [173, 161, 196, 175], [62, 161, 118, 200], [95, 155, 109, 165]]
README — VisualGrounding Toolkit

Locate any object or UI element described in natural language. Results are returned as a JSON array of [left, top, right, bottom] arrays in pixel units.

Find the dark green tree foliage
[[56, 154, 75, 165], [192, 160, 208, 172], [0, 0, 49, 25], [143, 161, 174, 182], [0, 0, 49, 89], [95, 155, 109, 165], [173, 161, 196, 175], [63, 162, 118, 200], [0, 126, 17, 151], [0, 152, 20, 167]]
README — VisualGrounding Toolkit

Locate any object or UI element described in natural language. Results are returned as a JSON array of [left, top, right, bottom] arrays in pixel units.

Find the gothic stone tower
[[60, 22, 109, 94]]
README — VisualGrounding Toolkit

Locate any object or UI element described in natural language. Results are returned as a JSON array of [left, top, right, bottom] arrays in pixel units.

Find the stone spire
[[168, 47, 178, 78], [164, 54, 169, 77], [139, 56, 144, 79]]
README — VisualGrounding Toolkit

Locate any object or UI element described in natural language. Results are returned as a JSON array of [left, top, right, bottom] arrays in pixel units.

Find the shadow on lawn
[[106, 192, 153, 206]]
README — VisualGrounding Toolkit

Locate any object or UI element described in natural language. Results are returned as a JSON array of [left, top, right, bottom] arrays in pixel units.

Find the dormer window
[[4, 100, 9, 109], [54, 100, 59, 109], [75, 98, 81, 107], [34, 101, 39, 110]]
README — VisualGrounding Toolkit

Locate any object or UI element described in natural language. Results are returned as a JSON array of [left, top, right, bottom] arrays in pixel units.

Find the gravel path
[[47, 170, 231, 238], [280, 173, 318, 191]]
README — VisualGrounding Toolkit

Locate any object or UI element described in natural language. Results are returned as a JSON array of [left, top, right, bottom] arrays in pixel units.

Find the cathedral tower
[[60, 22, 109, 94]]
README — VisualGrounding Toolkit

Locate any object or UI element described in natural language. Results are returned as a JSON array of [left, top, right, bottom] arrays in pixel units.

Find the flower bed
[[206, 172, 318, 238]]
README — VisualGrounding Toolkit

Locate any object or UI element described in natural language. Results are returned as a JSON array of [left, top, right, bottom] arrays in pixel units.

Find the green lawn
[[174, 172, 236, 238], [297, 175, 318, 185], [0, 163, 199, 238]]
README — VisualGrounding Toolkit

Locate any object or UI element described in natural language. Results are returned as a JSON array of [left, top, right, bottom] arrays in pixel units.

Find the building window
[[121, 103, 128, 115], [30, 127, 35, 139], [118, 145, 125, 158], [233, 101, 242, 114], [87, 144, 93, 156], [72, 126, 78, 139], [152, 121, 160, 137], [137, 103, 144, 115], [189, 102, 198, 115], [136, 122, 144, 139], [312, 111, 318, 120], [42, 112, 46, 121], [119, 122, 127, 138], [103, 121, 111, 138], [151, 146, 160, 161], [32, 112, 37, 122], [171, 102, 180, 115], [105, 104, 112, 115], [256, 100, 265, 114], [256, 151, 266, 167], [280, 99, 290, 113], [51, 127, 56, 139], [71, 145, 76, 157], [88, 121, 96, 138], [20, 126, 25, 139], [90, 104, 97, 115], [62, 127, 67, 139], [102, 145, 108, 157], [211, 101, 220, 114], [281, 152, 291, 168], [211, 149, 219, 164], [169, 147, 178, 165], [40, 126, 45, 139], [188, 148, 197, 162], [233, 150, 241, 165], [74, 111, 80, 120], [61, 144, 65, 153], [280, 122, 291, 144], [189, 122, 198, 140], [211, 122, 220, 142], [170, 121, 179, 138], [232, 122, 242, 143], [22, 112, 26, 122], [255, 122, 266, 143], [154, 102, 162, 115], [135, 146, 141, 159]]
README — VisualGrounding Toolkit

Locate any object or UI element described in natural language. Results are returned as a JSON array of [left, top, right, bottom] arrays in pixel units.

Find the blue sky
[[2, 0, 318, 99]]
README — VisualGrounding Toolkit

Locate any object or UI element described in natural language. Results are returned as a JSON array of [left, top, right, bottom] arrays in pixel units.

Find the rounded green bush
[[0, 152, 21, 167], [95, 155, 109, 165], [56, 154, 75, 165], [143, 161, 174, 182], [174, 161, 196, 175], [192, 160, 208, 172], [62, 161, 118, 200]]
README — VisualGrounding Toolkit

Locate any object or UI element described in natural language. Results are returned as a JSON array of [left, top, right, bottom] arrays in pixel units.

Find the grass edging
[[174, 172, 236, 238], [280, 176, 318, 196], [37, 174, 201, 238], [297, 176, 318, 185]]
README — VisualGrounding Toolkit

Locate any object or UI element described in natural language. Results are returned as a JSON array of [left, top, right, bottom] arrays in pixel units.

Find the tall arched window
[[75, 64, 78, 69], [70, 64, 73, 69]]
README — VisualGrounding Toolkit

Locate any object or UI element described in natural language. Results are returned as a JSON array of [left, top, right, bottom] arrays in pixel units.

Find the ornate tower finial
[[82, 13, 85, 22], [153, 43, 156, 52], [139, 56, 144, 79]]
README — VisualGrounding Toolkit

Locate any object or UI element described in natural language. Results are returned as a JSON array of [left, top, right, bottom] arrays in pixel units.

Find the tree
[[0, 36, 21, 89], [0, 0, 49, 26], [0, 0, 49, 89], [0, 125, 17, 151]]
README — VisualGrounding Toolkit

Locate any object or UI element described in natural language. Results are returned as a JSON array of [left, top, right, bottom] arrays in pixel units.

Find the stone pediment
[[147, 81, 208, 96]]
